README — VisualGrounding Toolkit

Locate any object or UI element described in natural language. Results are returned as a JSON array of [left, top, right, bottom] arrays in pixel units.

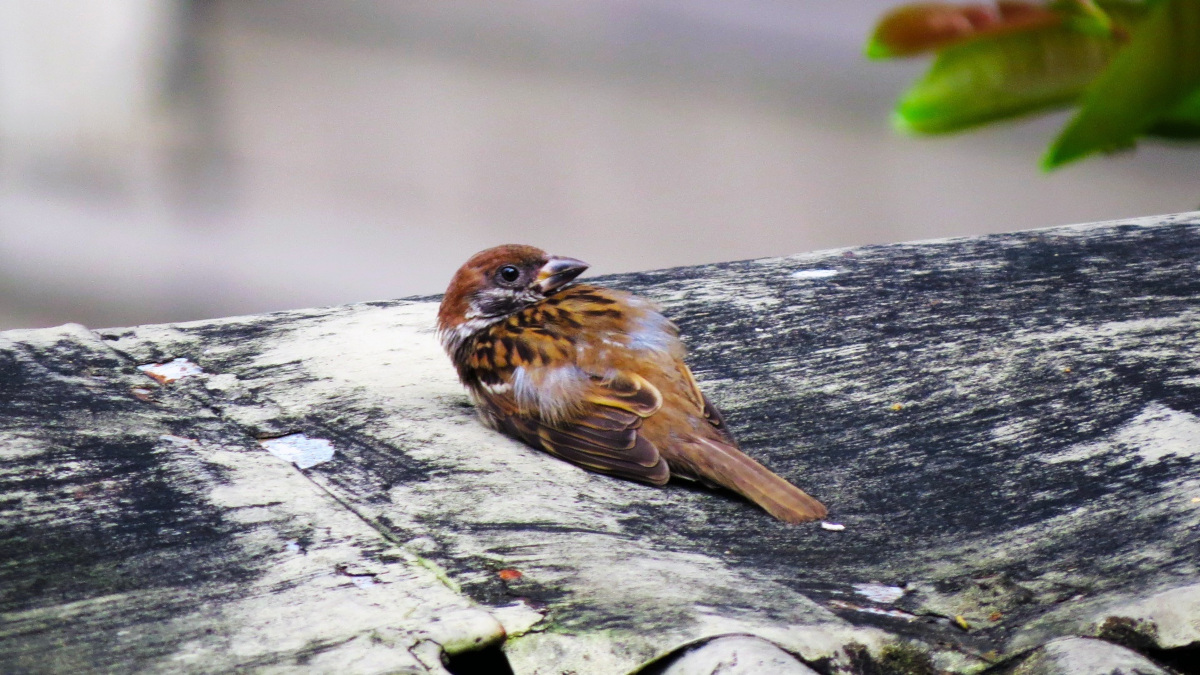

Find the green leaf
[[1054, 0, 1115, 38], [894, 25, 1121, 134], [1147, 86, 1200, 139], [1044, 0, 1200, 169]]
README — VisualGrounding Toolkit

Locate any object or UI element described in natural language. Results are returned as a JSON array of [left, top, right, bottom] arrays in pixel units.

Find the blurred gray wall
[[2, 0, 1197, 330]]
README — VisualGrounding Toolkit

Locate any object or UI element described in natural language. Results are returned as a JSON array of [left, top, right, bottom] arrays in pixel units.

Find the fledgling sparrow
[[437, 244, 827, 523]]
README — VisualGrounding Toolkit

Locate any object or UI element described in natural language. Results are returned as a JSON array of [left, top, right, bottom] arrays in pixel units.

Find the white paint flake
[[260, 434, 336, 469], [820, 521, 846, 531], [791, 269, 840, 280], [827, 599, 918, 622], [853, 583, 906, 604], [138, 357, 203, 383]]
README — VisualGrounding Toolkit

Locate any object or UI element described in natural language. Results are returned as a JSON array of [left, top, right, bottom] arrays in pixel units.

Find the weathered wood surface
[[3, 212, 1200, 674]]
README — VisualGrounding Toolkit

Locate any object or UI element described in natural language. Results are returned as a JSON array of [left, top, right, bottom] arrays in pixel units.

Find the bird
[[436, 244, 828, 523]]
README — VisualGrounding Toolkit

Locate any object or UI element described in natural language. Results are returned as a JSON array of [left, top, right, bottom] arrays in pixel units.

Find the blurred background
[[1, 0, 1197, 331]]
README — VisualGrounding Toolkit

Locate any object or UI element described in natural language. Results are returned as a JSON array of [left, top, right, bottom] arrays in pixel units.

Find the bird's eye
[[496, 265, 521, 284]]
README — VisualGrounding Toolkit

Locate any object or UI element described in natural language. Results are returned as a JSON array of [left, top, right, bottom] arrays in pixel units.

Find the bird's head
[[437, 244, 589, 353]]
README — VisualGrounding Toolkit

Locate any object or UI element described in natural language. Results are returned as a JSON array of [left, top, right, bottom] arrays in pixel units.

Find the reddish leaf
[[868, 1, 1063, 58]]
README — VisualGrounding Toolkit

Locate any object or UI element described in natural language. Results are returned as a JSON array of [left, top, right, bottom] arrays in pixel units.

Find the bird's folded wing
[[677, 362, 737, 444], [493, 371, 670, 485]]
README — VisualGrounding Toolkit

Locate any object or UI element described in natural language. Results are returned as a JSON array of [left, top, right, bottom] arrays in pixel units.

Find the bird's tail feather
[[690, 439, 827, 524]]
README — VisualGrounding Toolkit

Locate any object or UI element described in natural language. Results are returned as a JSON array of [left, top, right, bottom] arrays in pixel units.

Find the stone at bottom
[[1007, 637, 1171, 675], [656, 636, 817, 675]]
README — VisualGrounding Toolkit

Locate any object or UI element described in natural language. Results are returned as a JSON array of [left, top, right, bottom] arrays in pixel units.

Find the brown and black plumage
[[438, 244, 827, 523]]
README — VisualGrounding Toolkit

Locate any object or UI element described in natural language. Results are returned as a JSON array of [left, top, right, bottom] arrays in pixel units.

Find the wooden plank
[[0, 325, 506, 674], [4, 212, 1199, 673]]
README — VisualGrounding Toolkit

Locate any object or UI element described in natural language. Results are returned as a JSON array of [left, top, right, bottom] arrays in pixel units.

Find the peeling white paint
[[260, 434, 336, 469], [137, 357, 203, 383], [853, 583, 906, 604], [821, 522, 845, 531], [827, 599, 919, 622], [791, 269, 839, 280]]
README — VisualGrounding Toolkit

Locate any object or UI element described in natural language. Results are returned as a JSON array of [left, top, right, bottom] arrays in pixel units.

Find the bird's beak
[[535, 256, 589, 293]]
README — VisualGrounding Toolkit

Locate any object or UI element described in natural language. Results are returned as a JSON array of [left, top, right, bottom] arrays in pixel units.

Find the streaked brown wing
[[678, 362, 737, 445], [483, 372, 670, 485], [584, 371, 662, 417], [699, 392, 737, 444]]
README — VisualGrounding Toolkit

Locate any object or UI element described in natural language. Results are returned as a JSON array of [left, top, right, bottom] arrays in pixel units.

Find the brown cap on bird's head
[[437, 244, 588, 347]]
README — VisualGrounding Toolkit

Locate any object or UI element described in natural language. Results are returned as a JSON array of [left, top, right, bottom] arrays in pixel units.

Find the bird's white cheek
[[439, 318, 497, 354]]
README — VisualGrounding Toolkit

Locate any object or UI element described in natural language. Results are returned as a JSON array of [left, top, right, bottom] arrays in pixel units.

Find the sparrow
[[437, 244, 827, 523]]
